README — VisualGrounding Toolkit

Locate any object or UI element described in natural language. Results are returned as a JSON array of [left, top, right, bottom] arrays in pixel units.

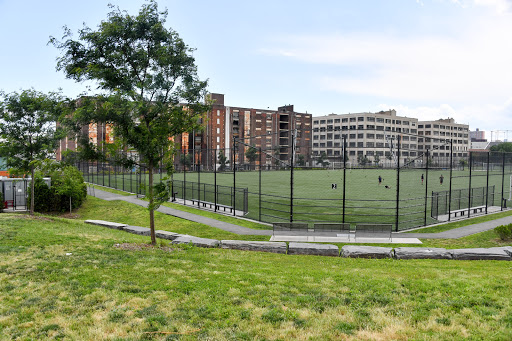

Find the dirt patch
[[13, 214, 54, 222], [113, 243, 176, 253], [58, 213, 80, 219]]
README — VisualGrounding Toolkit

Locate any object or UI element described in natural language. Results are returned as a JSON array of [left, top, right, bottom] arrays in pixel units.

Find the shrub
[[29, 164, 87, 213], [495, 224, 512, 240]]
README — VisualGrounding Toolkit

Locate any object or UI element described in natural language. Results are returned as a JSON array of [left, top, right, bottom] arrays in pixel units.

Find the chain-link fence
[[77, 139, 512, 231]]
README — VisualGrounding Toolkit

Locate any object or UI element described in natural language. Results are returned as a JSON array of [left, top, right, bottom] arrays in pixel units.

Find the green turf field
[[82, 166, 512, 231]]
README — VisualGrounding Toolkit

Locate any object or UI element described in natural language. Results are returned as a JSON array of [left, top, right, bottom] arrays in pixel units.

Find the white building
[[312, 111, 469, 167]]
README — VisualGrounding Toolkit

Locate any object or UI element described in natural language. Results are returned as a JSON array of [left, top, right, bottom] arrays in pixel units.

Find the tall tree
[[0, 89, 64, 215], [316, 151, 329, 167], [217, 150, 228, 171], [245, 146, 258, 169], [490, 142, 512, 153], [50, 1, 210, 244]]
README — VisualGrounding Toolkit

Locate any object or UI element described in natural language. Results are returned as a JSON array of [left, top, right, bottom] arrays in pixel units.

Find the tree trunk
[[148, 162, 156, 245], [30, 165, 35, 215]]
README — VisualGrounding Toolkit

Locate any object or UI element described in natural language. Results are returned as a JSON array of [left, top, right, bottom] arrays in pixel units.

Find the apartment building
[[470, 128, 486, 142], [312, 110, 469, 166], [56, 122, 114, 161], [178, 93, 312, 169], [417, 118, 469, 158], [312, 110, 419, 165]]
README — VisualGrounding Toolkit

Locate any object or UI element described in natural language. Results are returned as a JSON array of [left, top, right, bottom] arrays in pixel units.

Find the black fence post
[[233, 139, 237, 216], [448, 140, 453, 221], [342, 136, 347, 224], [424, 149, 429, 226], [183, 151, 187, 205], [259, 147, 262, 221], [395, 135, 401, 232], [290, 131, 294, 223], [485, 151, 490, 213], [500, 152, 506, 210], [468, 151, 473, 218], [122, 158, 125, 192], [214, 149, 218, 212], [197, 151, 200, 208]]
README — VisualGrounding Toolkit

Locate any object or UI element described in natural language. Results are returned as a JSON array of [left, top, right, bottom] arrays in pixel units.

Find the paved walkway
[[87, 187, 272, 236], [87, 187, 512, 239], [397, 215, 512, 239]]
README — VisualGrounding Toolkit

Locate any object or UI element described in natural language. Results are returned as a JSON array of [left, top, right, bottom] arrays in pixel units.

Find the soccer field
[[81, 162, 512, 231], [168, 168, 510, 228]]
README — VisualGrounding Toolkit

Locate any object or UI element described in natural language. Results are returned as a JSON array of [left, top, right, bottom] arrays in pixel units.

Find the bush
[[29, 164, 87, 213], [495, 224, 512, 240]]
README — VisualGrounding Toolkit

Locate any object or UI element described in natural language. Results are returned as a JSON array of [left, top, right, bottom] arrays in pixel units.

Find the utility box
[[0, 178, 51, 209]]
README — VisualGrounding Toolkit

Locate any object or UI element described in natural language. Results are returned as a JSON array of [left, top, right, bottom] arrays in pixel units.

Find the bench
[[314, 223, 351, 240], [355, 224, 393, 241], [189, 199, 234, 213], [272, 222, 309, 236], [450, 205, 486, 218]]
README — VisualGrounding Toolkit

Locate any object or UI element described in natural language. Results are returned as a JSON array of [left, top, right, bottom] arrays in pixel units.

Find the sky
[[1, 0, 511, 140]]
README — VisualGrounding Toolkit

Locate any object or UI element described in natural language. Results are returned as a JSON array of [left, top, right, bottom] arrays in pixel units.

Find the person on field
[[378, 175, 382, 185], [421, 174, 424, 185], [440, 174, 444, 185]]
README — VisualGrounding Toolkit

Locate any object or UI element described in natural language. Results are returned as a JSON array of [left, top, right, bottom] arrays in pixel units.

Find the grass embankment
[[408, 209, 512, 234], [1, 213, 512, 340], [81, 192, 511, 250], [88, 183, 271, 231], [78, 196, 268, 241]]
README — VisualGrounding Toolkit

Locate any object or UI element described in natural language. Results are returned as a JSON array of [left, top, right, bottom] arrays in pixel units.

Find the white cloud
[[460, 0, 512, 13], [262, 12, 512, 105], [376, 97, 512, 133]]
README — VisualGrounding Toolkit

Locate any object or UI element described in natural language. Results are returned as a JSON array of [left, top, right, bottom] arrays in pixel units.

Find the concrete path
[[87, 187, 512, 239], [87, 187, 272, 236], [396, 215, 512, 239]]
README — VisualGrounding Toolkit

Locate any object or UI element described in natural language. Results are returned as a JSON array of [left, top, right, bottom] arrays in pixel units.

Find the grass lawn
[[76, 196, 269, 241], [407, 209, 512, 234], [1, 209, 512, 340]]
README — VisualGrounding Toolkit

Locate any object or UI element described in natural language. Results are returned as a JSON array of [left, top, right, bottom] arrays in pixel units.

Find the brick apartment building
[[56, 123, 114, 161], [56, 93, 313, 169], [176, 93, 312, 169]]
